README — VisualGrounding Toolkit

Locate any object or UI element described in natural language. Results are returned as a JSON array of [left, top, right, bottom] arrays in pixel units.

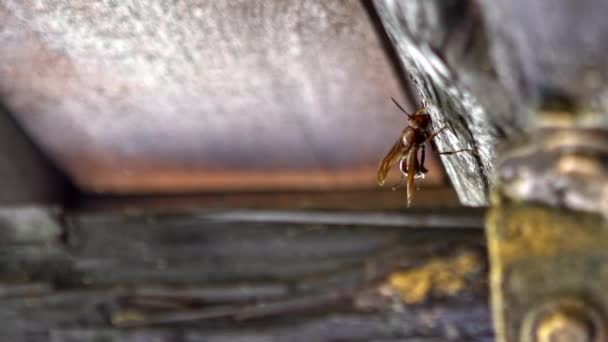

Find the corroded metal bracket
[[487, 204, 608, 341], [486, 102, 608, 341]]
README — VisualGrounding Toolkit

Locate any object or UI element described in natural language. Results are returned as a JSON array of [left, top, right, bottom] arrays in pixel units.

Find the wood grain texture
[[373, 0, 522, 206], [0, 207, 491, 341], [374, 0, 608, 207]]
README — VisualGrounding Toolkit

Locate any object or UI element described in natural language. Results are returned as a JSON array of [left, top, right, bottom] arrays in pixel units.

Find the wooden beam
[[0, 208, 491, 341]]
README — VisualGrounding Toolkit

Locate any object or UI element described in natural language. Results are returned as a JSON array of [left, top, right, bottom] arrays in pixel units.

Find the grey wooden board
[[0, 207, 491, 341]]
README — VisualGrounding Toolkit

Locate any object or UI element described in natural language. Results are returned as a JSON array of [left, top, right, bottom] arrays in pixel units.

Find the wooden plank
[[0, 208, 491, 341], [75, 187, 462, 212]]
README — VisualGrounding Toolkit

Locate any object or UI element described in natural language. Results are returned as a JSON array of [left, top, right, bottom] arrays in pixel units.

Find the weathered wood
[[373, 0, 514, 206], [0, 208, 491, 341], [373, 0, 608, 208]]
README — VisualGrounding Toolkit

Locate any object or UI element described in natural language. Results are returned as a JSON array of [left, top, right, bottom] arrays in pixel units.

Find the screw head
[[536, 311, 592, 342], [521, 298, 606, 342]]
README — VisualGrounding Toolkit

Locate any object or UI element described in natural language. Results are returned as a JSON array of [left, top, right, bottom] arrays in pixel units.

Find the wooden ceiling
[[0, 1, 445, 195]]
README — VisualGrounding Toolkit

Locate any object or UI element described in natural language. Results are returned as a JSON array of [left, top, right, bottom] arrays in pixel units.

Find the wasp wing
[[377, 136, 410, 186]]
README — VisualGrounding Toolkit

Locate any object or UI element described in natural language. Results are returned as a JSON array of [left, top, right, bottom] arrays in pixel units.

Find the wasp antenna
[[391, 97, 412, 118]]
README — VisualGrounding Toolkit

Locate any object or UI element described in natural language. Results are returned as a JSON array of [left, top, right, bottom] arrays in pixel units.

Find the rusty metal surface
[[487, 204, 608, 342], [474, 2, 608, 339], [489, 124, 608, 341], [496, 128, 608, 218], [0, 0, 443, 194]]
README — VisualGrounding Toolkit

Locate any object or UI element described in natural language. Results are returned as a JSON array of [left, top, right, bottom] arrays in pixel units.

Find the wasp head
[[408, 110, 431, 130]]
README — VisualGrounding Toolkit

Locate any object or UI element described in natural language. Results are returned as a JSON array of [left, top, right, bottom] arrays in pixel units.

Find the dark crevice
[[0, 102, 80, 207]]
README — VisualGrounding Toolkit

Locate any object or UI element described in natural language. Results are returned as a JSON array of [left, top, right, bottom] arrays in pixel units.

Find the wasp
[[377, 98, 471, 207]]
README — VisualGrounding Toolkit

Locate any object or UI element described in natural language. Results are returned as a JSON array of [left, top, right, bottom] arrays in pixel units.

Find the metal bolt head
[[521, 298, 606, 342], [536, 311, 592, 342]]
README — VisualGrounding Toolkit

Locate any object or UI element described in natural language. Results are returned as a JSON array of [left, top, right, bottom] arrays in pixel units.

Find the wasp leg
[[417, 144, 428, 176], [415, 176, 423, 191], [399, 158, 408, 175], [392, 175, 405, 191], [393, 162, 407, 191], [423, 126, 449, 145]]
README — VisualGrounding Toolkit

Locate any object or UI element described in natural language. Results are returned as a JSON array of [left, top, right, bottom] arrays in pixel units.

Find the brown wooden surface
[[76, 187, 461, 212], [0, 0, 444, 194]]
